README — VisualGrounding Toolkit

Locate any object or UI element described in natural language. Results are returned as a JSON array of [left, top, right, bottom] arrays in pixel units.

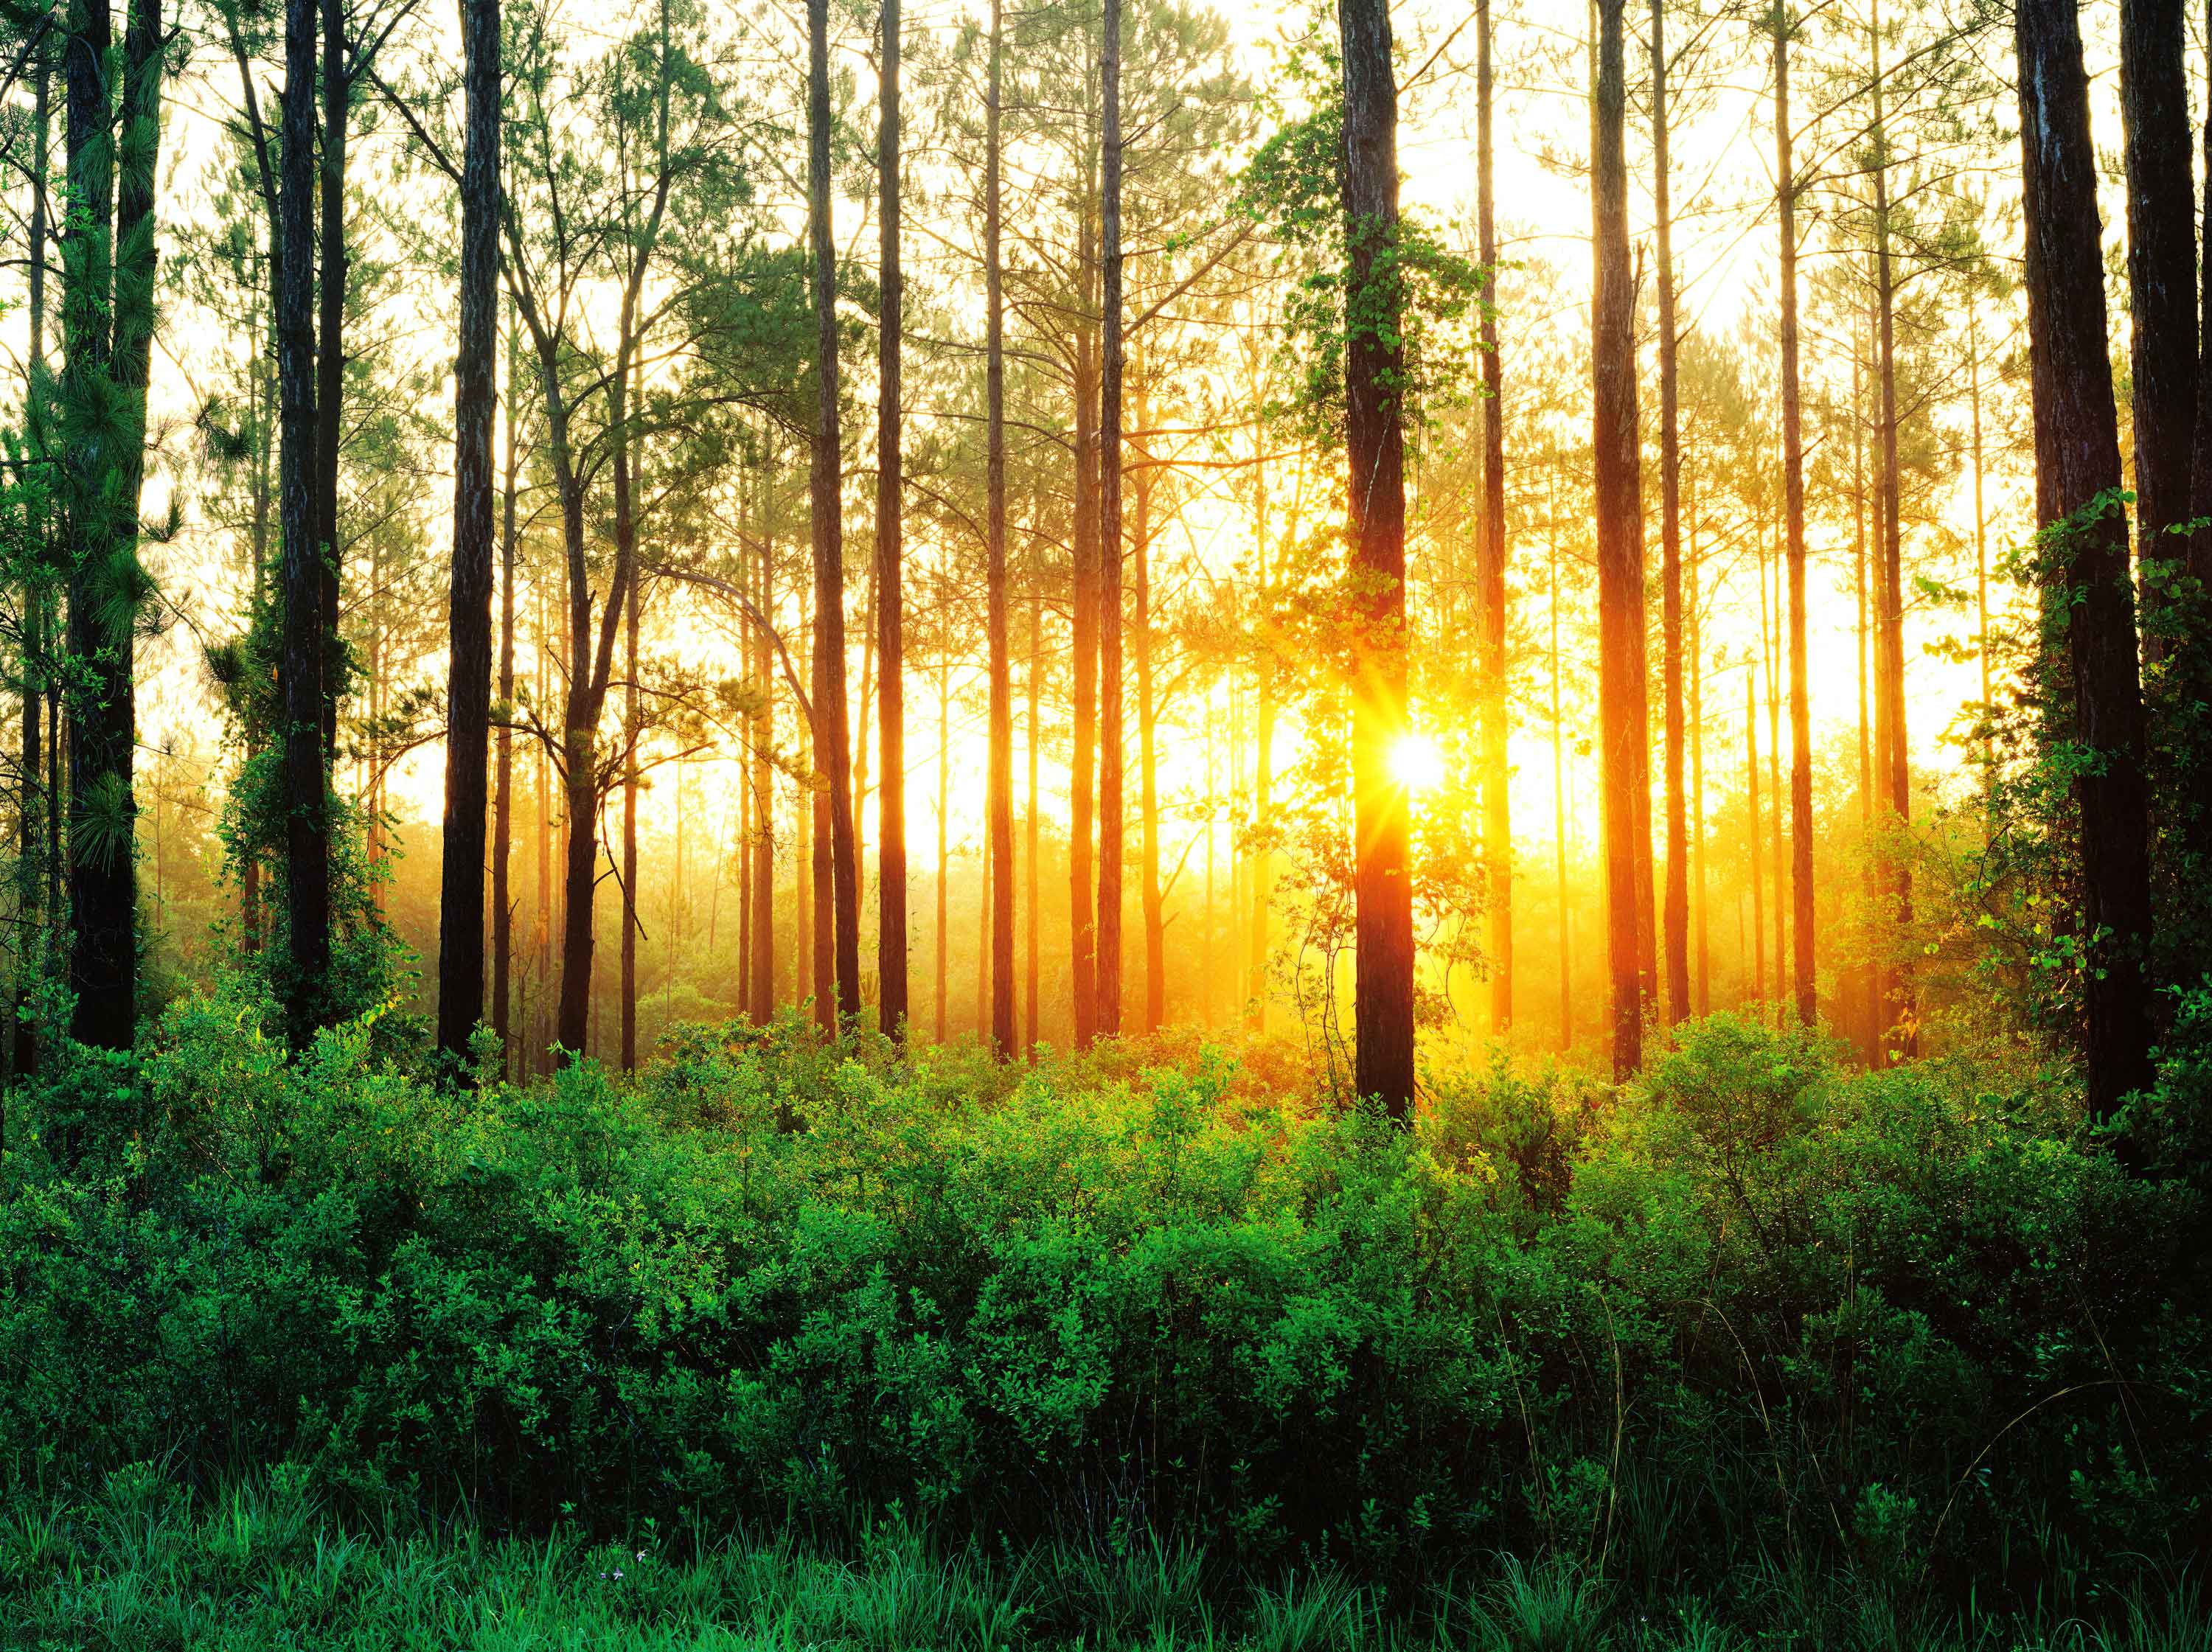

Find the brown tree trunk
[[807, 0, 860, 1030], [1071, 163, 1100, 1049], [1026, 587, 1041, 1056], [1747, 667, 1764, 1008], [15, 46, 49, 1084], [2120, 0, 2194, 596], [493, 299, 518, 1077], [1652, 0, 1687, 1029], [315, 0, 346, 766], [1135, 422, 1164, 1033], [1341, 0, 1415, 1117], [877, 0, 908, 1038], [750, 469, 776, 1023], [2017, 0, 2158, 1124], [437, 0, 501, 1063], [1549, 505, 1571, 1050], [1096, 0, 1125, 1041], [1775, 11, 1815, 1027], [274, 0, 327, 1048], [1869, 8, 1913, 1055], [984, 0, 1016, 1056], [620, 573, 639, 1071], [1592, 0, 1648, 1078], [1478, 0, 1512, 1035]]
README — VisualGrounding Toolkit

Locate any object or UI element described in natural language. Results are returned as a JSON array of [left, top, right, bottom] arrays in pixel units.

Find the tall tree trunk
[[1688, 524, 1709, 1016], [1549, 504, 1571, 1050], [316, 0, 347, 764], [984, 0, 1016, 1057], [808, 0, 860, 1029], [437, 0, 501, 1063], [1775, 9, 1815, 1026], [1969, 300, 1994, 787], [1591, 0, 1647, 1078], [1478, 0, 1512, 1035], [1096, 0, 1125, 1040], [1025, 585, 1041, 1056], [1652, 0, 1686, 1028], [620, 573, 639, 1071], [493, 298, 518, 1076], [750, 471, 776, 1023], [275, 0, 328, 1048], [1747, 667, 1764, 1007], [16, 46, 50, 1084], [1869, 5, 1913, 1055], [935, 635, 948, 1042], [2120, 0, 2194, 603], [1135, 433, 1163, 1034], [1340, 0, 1415, 1118], [2016, 0, 2158, 1124], [877, 0, 909, 1038], [1070, 186, 1100, 1049]]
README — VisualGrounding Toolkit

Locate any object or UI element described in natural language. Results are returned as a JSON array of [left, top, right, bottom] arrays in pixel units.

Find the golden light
[[1391, 731, 1447, 795]]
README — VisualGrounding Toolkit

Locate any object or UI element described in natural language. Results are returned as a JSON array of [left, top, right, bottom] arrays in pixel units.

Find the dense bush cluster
[[1, 991, 2205, 1614]]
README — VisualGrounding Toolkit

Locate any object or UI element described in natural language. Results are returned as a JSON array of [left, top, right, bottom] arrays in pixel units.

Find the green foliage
[[0, 996, 2202, 1625]]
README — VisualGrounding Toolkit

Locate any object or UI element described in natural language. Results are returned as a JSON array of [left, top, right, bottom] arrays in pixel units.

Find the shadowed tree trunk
[[1774, 5, 1815, 1027], [315, 0, 347, 765], [985, 0, 1017, 1058], [493, 302, 519, 1074], [1652, 0, 1687, 1028], [437, 0, 502, 1064], [877, 0, 909, 1038], [1592, 0, 1648, 1078], [16, 43, 49, 1085], [1096, 0, 1125, 1039], [2119, 0, 2194, 609], [620, 569, 639, 1072], [276, 0, 329, 1048], [808, 0, 860, 1029], [1026, 586, 1041, 1056], [1340, 0, 1414, 1118], [2016, 0, 2158, 1125], [1478, 0, 1512, 1036], [1135, 426, 1163, 1034]]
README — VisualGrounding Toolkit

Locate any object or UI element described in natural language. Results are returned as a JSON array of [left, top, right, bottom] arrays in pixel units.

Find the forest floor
[[7, 1483, 2208, 1652]]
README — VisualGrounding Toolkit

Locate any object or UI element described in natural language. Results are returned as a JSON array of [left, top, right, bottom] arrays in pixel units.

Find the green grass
[[4, 1476, 2207, 1651]]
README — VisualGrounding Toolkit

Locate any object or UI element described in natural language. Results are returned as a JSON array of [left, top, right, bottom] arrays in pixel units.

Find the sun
[[1391, 731, 1447, 795]]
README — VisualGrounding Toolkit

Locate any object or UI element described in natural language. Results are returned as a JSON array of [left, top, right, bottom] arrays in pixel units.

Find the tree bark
[[1478, 0, 1513, 1036], [437, 0, 502, 1064], [808, 0, 861, 1029], [1775, 10, 1815, 1027], [2119, 0, 2194, 594], [877, 0, 909, 1039], [1096, 0, 1126, 1041], [1340, 0, 1415, 1118], [493, 301, 518, 1076], [2016, 0, 2158, 1123], [1070, 178, 1100, 1048], [1592, 0, 1648, 1078], [621, 571, 639, 1070], [1652, 0, 1687, 1028], [1026, 585, 1041, 1056], [750, 467, 776, 1024], [1135, 422, 1163, 1033], [985, 0, 1017, 1058], [1869, 7, 1913, 1055], [316, 0, 347, 765], [276, 0, 329, 1048], [16, 46, 49, 1084]]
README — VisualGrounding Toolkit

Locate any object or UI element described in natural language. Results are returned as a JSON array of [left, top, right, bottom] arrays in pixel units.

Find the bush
[[0, 987, 2203, 1617]]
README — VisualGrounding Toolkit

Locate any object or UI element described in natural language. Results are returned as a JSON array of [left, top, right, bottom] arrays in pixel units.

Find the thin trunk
[[437, 0, 501, 1062], [1342, 0, 1415, 1116], [1870, 1, 1913, 1053], [2017, 0, 2158, 1123], [1136, 433, 1163, 1034], [808, 0, 860, 1029], [1969, 301, 1994, 785], [1025, 586, 1041, 1056], [750, 469, 776, 1023], [985, 0, 1016, 1056], [493, 299, 518, 1076], [877, 0, 909, 1037], [935, 638, 949, 1043], [1747, 667, 1764, 1008], [276, 0, 327, 1047], [1071, 122, 1100, 1050], [1592, 0, 1646, 1078], [2120, 0, 2195, 609], [1775, 12, 1815, 1026], [1652, 0, 1687, 1028], [15, 46, 49, 1084], [1096, 0, 1126, 1041], [1549, 505, 1571, 1052], [316, 0, 346, 765], [620, 574, 639, 1071], [1688, 523, 1708, 1016], [1478, 0, 1512, 1034]]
